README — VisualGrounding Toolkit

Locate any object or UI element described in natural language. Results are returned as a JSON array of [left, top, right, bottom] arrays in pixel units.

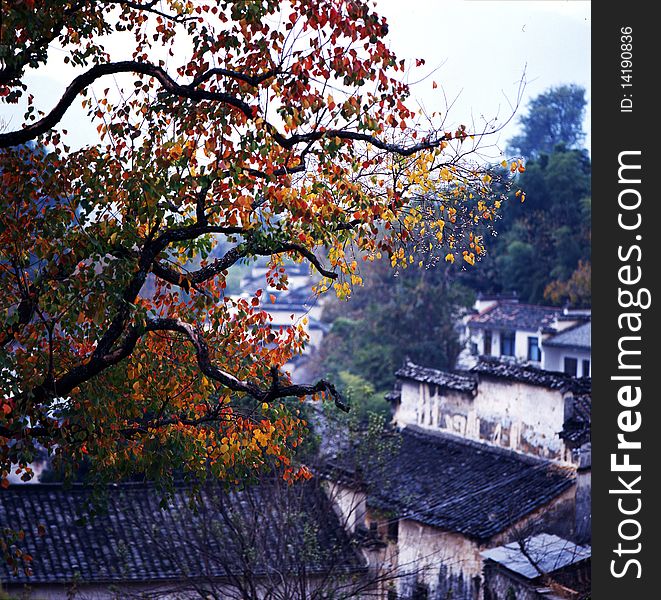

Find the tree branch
[[2, 60, 457, 160], [143, 317, 347, 410], [103, 0, 197, 23], [0, 61, 255, 148], [188, 67, 280, 89]]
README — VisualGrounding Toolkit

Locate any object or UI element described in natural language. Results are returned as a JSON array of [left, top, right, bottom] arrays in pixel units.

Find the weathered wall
[[394, 519, 485, 600], [482, 566, 544, 600], [386, 486, 577, 600], [575, 468, 591, 544], [3, 583, 200, 599], [395, 378, 570, 462], [6, 574, 369, 600], [324, 481, 367, 533], [473, 378, 565, 460]]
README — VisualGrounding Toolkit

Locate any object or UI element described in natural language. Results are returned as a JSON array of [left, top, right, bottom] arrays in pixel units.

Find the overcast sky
[[2, 0, 590, 155], [374, 0, 591, 154]]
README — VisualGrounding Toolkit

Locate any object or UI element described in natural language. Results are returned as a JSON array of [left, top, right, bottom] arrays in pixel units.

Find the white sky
[[374, 0, 591, 154], [2, 0, 590, 154]]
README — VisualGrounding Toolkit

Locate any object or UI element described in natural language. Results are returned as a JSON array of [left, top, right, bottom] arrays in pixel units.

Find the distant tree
[[311, 256, 474, 392], [508, 85, 587, 159], [487, 147, 591, 304], [544, 260, 591, 308]]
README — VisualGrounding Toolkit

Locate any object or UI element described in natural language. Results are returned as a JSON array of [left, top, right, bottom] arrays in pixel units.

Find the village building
[[541, 322, 591, 378], [326, 426, 579, 600], [460, 296, 591, 377], [391, 358, 590, 464], [481, 533, 591, 600], [2, 355, 592, 600], [234, 260, 329, 382], [325, 357, 592, 600]]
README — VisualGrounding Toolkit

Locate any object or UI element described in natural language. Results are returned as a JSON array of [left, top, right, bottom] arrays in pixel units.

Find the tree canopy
[[1, 0, 517, 491], [312, 254, 474, 397], [460, 85, 591, 305], [507, 84, 587, 160]]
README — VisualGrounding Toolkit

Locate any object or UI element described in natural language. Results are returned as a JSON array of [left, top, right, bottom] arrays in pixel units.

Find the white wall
[[395, 377, 570, 461], [467, 327, 543, 364], [395, 519, 485, 598], [474, 377, 566, 459], [385, 485, 577, 600], [542, 346, 591, 376], [324, 481, 367, 533]]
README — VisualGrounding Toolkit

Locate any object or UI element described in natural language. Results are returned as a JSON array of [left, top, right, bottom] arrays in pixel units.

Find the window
[[564, 357, 578, 376], [387, 519, 399, 542], [500, 331, 515, 357], [527, 336, 541, 362], [483, 330, 492, 355], [412, 583, 429, 600], [582, 359, 591, 377]]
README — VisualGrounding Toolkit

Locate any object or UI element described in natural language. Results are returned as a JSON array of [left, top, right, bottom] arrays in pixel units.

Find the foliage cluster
[[1, 0, 515, 494]]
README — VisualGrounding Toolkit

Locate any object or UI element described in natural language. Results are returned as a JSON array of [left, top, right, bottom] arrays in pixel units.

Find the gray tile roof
[[468, 302, 562, 332], [0, 481, 364, 586], [331, 427, 576, 542], [543, 322, 591, 351], [471, 358, 591, 395], [481, 533, 591, 579], [395, 360, 477, 394]]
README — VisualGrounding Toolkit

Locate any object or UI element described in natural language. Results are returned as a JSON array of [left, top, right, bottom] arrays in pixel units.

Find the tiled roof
[[333, 427, 576, 541], [468, 302, 561, 332], [471, 358, 591, 395], [0, 481, 364, 585], [560, 395, 591, 447], [543, 322, 591, 350], [395, 360, 477, 394], [481, 533, 591, 579]]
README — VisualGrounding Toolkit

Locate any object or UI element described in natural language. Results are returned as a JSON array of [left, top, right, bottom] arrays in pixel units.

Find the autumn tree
[[1, 0, 518, 491]]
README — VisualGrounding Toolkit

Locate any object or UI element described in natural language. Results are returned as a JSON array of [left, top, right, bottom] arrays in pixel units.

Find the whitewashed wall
[[394, 378, 571, 461]]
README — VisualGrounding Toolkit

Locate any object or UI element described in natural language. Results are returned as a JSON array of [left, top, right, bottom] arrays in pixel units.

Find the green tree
[[492, 147, 591, 304], [508, 85, 587, 159], [312, 255, 474, 393]]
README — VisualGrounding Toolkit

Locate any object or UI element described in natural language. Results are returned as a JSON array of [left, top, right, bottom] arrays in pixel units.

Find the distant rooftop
[[543, 321, 591, 351], [468, 301, 562, 332], [481, 533, 591, 580], [471, 358, 591, 395], [0, 481, 363, 586], [395, 360, 477, 394]]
